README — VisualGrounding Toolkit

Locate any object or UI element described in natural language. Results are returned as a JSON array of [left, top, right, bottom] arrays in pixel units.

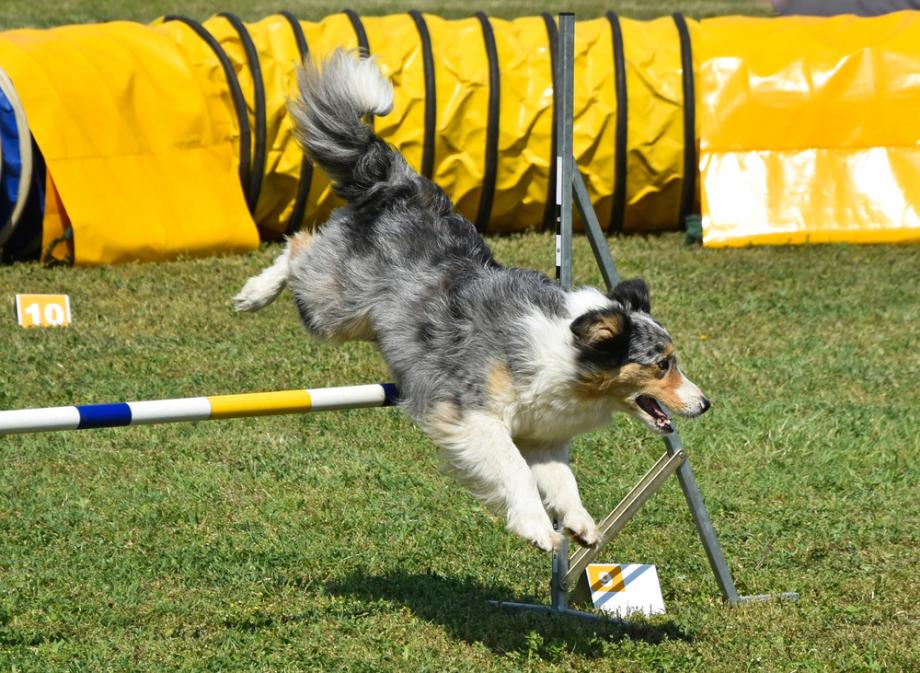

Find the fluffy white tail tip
[[344, 54, 394, 116]]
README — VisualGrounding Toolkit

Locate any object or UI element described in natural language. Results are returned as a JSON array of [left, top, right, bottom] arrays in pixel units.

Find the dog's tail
[[288, 49, 395, 202]]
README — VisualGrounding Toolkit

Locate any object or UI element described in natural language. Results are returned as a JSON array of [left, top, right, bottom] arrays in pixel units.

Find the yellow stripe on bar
[[207, 390, 312, 419]]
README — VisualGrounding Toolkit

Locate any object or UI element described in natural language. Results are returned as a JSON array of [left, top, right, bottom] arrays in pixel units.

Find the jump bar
[[0, 383, 400, 435]]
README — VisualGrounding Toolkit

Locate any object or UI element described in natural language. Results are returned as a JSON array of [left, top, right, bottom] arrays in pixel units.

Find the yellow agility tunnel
[[0, 10, 919, 265]]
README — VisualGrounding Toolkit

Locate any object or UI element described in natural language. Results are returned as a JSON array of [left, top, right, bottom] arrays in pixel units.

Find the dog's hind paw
[[232, 254, 289, 312], [232, 290, 257, 313]]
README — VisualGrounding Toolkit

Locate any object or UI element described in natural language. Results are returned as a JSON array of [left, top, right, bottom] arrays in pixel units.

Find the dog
[[234, 50, 710, 552]]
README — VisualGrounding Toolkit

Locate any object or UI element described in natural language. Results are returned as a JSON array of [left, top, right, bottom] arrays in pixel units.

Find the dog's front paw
[[528, 527, 565, 552], [508, 512, 563, 552], [563, 509, 600, 548]]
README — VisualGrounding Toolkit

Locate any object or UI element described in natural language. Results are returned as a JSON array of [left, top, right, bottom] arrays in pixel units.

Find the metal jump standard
[[489, 14, 796, 622]]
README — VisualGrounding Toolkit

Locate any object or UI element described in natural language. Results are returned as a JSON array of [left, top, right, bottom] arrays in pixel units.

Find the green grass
[[1, 0, 918, 671], [1, 234, 918, 672]]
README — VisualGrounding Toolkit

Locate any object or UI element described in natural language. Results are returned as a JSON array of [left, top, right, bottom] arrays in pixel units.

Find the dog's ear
[[570, 307, 629, 350], [608, 278, 651, 313]]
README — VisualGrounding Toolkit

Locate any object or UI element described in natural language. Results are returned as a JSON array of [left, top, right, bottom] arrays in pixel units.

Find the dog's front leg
[[430, 411, 563, 552], [523, 444, 600, 548]]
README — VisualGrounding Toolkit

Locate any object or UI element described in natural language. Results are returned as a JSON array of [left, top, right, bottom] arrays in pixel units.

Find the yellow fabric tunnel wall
[[699, 12, 920, 247], [0, 11, 919, 265], [0, 12, 695, 265]]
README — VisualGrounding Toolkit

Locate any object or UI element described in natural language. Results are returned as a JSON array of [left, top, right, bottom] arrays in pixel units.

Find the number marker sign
[[14, 294, 72, 328], [586, 563, 665, 618]]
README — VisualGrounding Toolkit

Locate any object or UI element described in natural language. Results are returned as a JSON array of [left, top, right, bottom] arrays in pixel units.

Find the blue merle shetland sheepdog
[[235, 50, 710, 552]]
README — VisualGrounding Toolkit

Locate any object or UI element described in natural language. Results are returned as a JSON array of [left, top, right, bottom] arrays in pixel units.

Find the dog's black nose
[[700, 398, 711, 414]]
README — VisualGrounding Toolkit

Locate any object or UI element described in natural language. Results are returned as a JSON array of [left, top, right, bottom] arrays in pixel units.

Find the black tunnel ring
[[278, 11, 314, 235], [606, 11, 629, 234], [672, 13, 698, 230], [162, 15, 254, 215], [409, 10, 437, 180], [218, 12, 267, 215], [474, 11, 500, 233]]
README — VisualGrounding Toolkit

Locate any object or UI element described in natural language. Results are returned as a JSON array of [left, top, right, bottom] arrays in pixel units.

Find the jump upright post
[[492, 13, 796, 621]]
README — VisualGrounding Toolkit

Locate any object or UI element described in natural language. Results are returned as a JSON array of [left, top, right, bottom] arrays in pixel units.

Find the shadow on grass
[[0, 628, 66, 648], [325, 570, 691, 658]]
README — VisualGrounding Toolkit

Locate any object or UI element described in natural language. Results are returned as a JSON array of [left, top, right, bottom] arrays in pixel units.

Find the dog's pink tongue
[[640, 397, 673, 432]]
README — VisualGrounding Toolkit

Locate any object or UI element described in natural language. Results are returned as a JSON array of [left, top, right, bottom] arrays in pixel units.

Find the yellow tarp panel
[[0, 21, 259, 265], [197, 15, 301, 239], [621, 16, 695, 233], [242, 15, 308, 237], [570, 17, 617, 233], [423, 15, 490, 225], [699, 12, 920, 247], [490, 16, 554, 232]]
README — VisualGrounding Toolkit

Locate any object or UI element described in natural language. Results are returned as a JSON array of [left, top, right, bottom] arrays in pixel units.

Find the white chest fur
[[500, 293, 621, 447]]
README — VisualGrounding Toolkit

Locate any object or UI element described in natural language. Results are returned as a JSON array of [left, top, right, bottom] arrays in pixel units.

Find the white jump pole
[[0, 383, 399, 435]]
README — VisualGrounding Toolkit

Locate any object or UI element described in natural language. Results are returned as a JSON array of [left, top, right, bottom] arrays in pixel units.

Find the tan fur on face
[[575, 343, 683, 409], [642, 366, 688, 411]]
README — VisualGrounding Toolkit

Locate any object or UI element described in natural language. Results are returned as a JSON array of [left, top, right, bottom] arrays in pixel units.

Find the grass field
[[1, 1, 919, 672]]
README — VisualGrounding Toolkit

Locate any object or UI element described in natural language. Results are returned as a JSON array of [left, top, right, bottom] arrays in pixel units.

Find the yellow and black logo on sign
[[587, 563, 625, 594]]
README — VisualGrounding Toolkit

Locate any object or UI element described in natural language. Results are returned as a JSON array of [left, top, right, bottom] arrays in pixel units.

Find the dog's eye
[[657, 359, 670, 372]]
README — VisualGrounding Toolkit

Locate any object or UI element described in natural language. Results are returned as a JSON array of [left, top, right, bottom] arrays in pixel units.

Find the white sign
[[586, 563, 665, 618]]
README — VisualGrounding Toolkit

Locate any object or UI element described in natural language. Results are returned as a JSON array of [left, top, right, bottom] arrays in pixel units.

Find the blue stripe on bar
[[77, 403, 133, 429], [381, 383, 400, 406]]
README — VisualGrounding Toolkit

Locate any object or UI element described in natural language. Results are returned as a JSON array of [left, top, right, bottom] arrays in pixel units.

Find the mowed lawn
[[2, 234, 918, 672], [1, 1, 919, 671]]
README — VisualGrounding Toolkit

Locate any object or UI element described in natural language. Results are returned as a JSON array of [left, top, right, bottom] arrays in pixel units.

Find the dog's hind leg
[[523, 444, 599, 548], [234, 231, 314, 313], [425, 407, 563, 551]]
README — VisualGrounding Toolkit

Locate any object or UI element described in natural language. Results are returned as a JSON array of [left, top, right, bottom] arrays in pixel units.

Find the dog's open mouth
[[635, 395, 674, 434]]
